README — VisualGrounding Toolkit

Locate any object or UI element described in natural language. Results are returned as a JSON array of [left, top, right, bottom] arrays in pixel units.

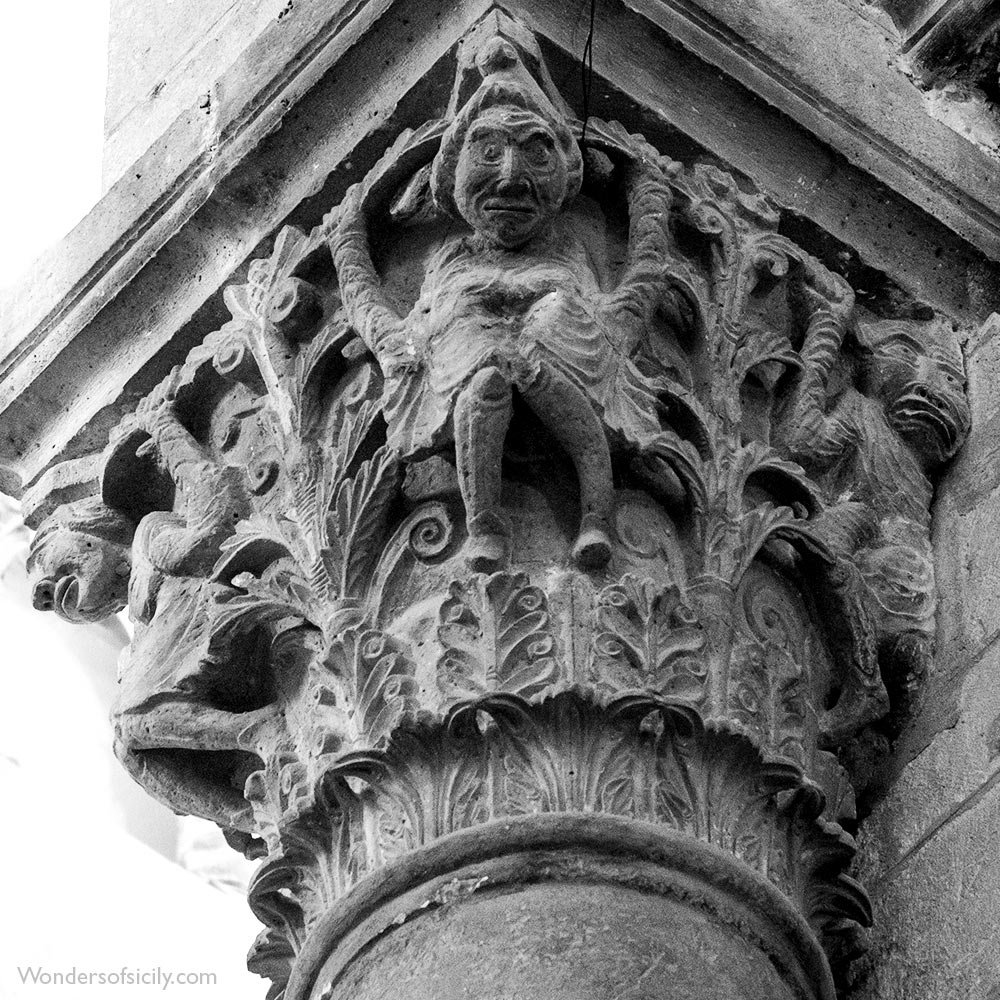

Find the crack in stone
[[608, 951, 671, 1000]]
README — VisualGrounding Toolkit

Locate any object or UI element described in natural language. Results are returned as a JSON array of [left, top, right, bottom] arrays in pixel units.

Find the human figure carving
[[126, 398, 251, 625], [332, 38, 691, 572], [107, 392, 279, 833]]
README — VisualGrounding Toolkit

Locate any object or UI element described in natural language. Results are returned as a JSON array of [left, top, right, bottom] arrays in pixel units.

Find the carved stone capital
[[26, 13, 971, 998]]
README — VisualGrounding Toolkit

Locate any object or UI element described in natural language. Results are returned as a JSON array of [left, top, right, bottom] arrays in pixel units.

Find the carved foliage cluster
[[245, 693, 869, 999]]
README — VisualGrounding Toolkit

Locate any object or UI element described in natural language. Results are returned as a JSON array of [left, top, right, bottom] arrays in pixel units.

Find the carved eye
[[523, 137, 553, 167], [879, 338, 917, 363], [478, 140, 503, 163]]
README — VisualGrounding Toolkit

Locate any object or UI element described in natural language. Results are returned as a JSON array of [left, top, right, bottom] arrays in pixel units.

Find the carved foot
[[572, 517, 612, 569], [465, 513, 511, 573], [466, 532, 508, 573]]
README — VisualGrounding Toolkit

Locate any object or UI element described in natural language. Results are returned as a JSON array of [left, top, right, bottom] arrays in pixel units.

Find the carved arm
[[607, 156, 691, 341], [328, 185, 407, 369], [779, 262, 859, 464], [136, 406, 248, 578]]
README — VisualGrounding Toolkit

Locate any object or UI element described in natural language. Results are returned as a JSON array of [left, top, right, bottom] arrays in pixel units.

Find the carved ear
[[389, 163, 443, 227]]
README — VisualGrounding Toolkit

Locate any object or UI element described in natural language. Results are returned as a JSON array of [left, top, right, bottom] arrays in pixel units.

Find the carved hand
[[793, 257, 851, 315], [333, 183, 367, 243], [134, 365, 184, 426], [790, 258, 854, 384]]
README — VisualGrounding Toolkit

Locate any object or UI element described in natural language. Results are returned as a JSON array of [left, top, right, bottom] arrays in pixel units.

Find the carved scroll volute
[[24, 12, 972, 1000]]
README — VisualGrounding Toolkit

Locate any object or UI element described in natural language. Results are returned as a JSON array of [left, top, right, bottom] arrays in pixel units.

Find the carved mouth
[[129, 747, 261, 830], [482, 200, 536, 216], [54, 575, 80, 615], [889, 392, 958, 456]]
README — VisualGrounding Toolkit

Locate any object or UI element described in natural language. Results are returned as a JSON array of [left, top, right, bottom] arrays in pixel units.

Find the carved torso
[[387, 218, 666, 457], [823, 388, 933, 531]]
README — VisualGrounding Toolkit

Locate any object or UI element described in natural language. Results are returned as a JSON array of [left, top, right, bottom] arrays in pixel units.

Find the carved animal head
[[855, 316, 971, 469], [27, 498, 134, 623], [432, 37, 582, 248]]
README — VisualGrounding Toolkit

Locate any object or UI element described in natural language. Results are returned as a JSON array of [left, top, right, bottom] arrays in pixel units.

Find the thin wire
[[580, 0, 596, 147]]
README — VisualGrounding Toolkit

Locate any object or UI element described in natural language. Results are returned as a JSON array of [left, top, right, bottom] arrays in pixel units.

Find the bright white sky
[[0, 11, 264, 997], [0, 2, 111, 290]]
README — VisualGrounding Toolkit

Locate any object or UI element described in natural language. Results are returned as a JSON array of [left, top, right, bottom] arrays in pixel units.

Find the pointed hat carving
[[445, 10, 575, 122], [431, 12, 583, 218]]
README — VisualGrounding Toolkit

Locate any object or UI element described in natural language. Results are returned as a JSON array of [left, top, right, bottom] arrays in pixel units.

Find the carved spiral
[[614, 504, 682, 568], [361, 633, 389, 661], [600, 587, 632, 612], [514, 589, 545, 613], [594, 633, 627, 658], [615, 507, 661, 559], [670, 604, 699, 629], [341, 365, 375, 408], [381, 676, 407, 702], [213, 338, 249, 377], [268, 277, 323, 342], [408, 503, 455, 560], [249, 458, 280, 495], [526, 636, 555, 659], [741, 574, 798, 655], [735, 682, 762, 714]]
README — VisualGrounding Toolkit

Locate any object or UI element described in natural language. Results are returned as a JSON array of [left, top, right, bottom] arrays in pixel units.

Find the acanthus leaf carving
[[593, 573, 707, 702], [437, 572, 558, 704]]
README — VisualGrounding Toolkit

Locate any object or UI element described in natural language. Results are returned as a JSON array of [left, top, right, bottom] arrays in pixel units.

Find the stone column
[[23, 14, 971, 999]]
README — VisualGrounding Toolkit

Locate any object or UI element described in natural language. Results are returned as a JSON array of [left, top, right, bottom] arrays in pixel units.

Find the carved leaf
[[437, 573, 558, 704], [594, 575, 707, 702], [329, 629, 419, 748], [333, 446, 401, 600]]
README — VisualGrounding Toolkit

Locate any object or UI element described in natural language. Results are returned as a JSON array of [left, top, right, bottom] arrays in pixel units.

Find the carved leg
[[137, 406, 248, 572], [454, 366, 514, 572], [521, 362, 614, 568]]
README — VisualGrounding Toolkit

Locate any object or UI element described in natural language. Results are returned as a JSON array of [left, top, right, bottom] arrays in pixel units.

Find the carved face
[[453, 106, 569, 248], [858, 320, 971, 469], [28, 529, 131, 623]]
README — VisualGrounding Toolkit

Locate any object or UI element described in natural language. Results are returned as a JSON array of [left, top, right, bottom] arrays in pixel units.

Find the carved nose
[[497, 149, 528, 191], [32, 580, 55, 611], [906, 382, 947, 410]]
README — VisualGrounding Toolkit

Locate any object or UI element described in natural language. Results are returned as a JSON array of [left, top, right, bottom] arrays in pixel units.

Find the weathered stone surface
[[923, 316, 1000, 719], [300, 817, 833, 1000], [335, 884, 802, 1000], [104, 0, 288, 189], [6, 2, 994, 998], [18, 13, 977, 997], [858, 638, 1000, 873], [854, 778, 1000, 1000]]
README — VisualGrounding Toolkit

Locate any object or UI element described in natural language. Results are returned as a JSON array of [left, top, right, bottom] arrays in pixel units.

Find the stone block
[[103, 0, 291, 189], [935, 486, 1000, 663], [860, 638, 1000, 874], [933, 320, 1000, 670], [854, 777, 1000, 1000], [942, 314, 1000, 514]]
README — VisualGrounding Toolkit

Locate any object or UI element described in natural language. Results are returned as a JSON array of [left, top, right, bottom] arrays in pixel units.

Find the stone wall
[[855, 312, 1000, 999]]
